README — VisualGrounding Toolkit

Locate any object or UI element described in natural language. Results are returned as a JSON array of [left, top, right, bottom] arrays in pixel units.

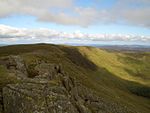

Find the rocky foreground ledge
[[0, 56, 131, 113]]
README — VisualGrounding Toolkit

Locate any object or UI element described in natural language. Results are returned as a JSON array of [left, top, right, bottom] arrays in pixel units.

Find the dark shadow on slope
[[126, 81, 150, 99], [102, 68, 150, 99], [60, 46, 98, 71]]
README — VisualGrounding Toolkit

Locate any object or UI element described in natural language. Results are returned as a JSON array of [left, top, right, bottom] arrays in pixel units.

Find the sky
[[0, 0, 150, 45]]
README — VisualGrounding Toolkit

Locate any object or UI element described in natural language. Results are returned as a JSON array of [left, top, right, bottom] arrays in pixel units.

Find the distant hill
[[0, 44, 149, 113], [0, 44, 6, 47], [97, 45, 150, 52], [62, 43, 150, 52]]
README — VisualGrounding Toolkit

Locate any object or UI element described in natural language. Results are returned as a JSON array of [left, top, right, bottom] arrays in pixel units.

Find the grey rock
[[0, 55, 135, 113], [0, 55, 28, 78], [0, 89, 3, 113]]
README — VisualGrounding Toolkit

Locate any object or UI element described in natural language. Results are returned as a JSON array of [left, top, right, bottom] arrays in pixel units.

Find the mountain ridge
[[0, 44, 149, 113]]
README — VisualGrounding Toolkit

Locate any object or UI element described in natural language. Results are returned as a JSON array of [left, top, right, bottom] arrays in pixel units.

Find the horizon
[[0, 0, 150, 45], [1, 42, 150, 47]]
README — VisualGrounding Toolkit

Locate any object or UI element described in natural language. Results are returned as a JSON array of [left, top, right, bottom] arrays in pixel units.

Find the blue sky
[[0, 14, 149, 36], [0, 0, 150, 45]]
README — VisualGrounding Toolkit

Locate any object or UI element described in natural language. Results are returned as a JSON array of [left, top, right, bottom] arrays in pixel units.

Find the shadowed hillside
[[0, 44, 149, 113]]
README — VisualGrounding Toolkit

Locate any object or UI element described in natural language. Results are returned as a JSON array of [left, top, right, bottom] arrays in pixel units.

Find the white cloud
[[0, 0, 99, 27], [0, 0, 150, 28], [0, 24, 150, 44]]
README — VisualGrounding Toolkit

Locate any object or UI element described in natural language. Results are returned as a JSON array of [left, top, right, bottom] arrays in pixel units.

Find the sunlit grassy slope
[[0, 44, 150, 113], [78, 46, 150, 86]]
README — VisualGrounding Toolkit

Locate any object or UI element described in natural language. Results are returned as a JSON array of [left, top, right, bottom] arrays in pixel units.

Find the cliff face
[[0, 55, 134, 113]]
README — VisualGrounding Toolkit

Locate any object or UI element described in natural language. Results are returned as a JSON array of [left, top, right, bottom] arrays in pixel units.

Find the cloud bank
[[0, 24, 149, 44], [0, 0, 150, 28]]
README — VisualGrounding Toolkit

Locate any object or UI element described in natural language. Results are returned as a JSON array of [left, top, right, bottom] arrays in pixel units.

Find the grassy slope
[[78, 46, 150, 85], [0, 44, 149, 113]]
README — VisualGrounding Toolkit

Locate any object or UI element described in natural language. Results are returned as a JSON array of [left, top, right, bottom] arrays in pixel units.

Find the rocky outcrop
[[0, 89, 4, 113], [0, 55, 133, 113]]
